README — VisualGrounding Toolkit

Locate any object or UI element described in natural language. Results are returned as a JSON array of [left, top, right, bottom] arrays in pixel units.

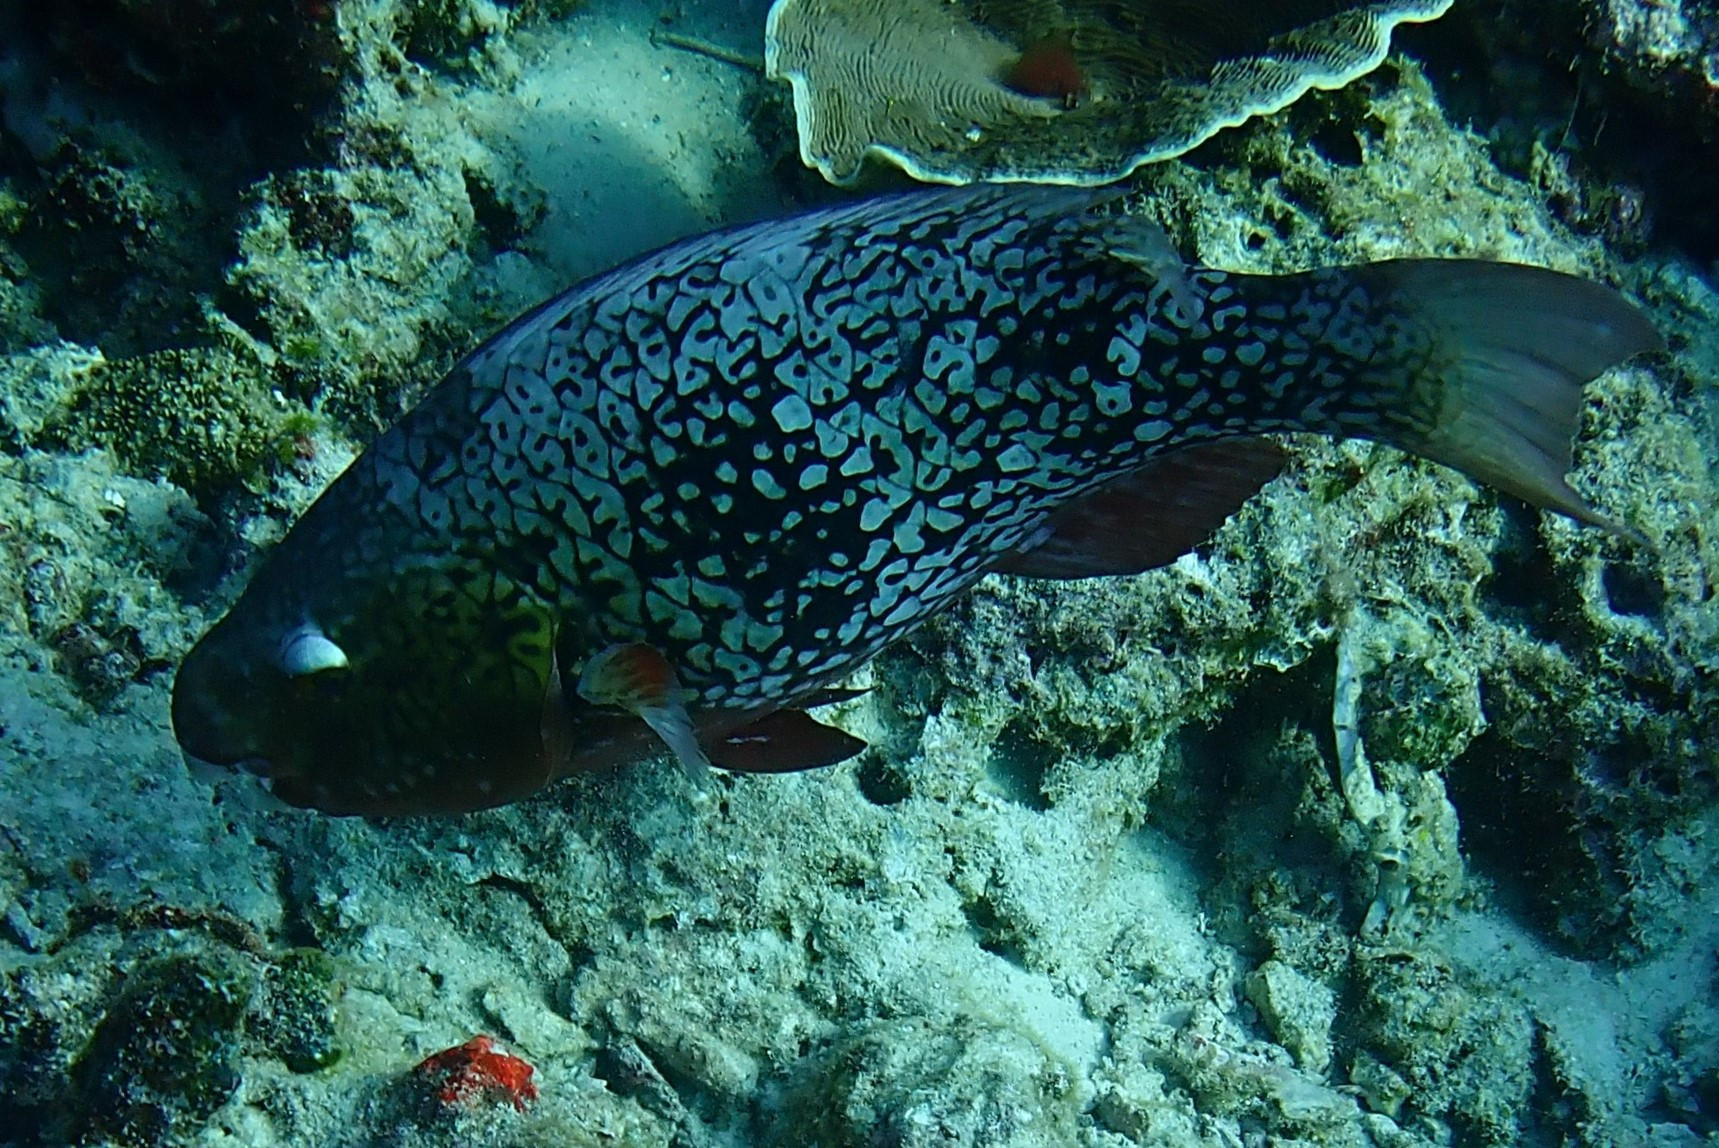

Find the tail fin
[[1353, 260, 1662, 532]]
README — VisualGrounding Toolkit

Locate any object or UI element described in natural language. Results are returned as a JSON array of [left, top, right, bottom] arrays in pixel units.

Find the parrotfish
[[171, 185, 1660, 815]]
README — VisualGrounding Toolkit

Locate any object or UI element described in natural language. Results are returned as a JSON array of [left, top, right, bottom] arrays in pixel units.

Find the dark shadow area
[[1156, 651, 1340, 856], [984, 726, 1056, 812], [1396, 2, 1719, 265], [1442, 722, 1636, 959], [0, 0, 347, 355]]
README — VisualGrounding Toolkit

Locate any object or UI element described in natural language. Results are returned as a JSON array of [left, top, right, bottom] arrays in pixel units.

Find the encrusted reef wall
[[0, 1, 1716, 1147]]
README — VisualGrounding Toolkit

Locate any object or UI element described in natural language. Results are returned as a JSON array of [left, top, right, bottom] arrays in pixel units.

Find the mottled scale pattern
[[177, 181, 1664, 813], [315, 185, 1393, 714]]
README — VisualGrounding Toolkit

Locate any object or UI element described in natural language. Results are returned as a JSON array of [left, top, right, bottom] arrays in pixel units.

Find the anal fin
[[707, 709, 867, 774], [577, 641, 713, 783]]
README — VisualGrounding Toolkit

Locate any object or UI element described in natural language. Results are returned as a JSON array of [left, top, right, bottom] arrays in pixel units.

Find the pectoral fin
[[577, 642, 713, 783]]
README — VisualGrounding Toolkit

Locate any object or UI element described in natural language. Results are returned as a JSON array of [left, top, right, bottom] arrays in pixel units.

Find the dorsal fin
[[993, 438, 1285, 579]]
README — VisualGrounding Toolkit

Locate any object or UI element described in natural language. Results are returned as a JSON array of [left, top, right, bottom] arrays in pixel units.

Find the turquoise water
[[0, 2, 1715, 1146]]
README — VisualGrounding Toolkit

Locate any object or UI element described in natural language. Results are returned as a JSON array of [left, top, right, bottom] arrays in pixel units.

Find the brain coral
[[765, 0, 1454, 186]]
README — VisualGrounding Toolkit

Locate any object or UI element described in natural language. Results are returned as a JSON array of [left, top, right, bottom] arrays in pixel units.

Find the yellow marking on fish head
[[173, 559, 564, 817]]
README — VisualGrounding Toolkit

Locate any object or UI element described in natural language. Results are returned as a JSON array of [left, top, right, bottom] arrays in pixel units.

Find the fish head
[[172, 551, 561, 816]]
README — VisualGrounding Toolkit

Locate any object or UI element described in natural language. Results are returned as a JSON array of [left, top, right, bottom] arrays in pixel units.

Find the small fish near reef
[[172, 186, 1661, 816], [1004, 33, 1087, 108]]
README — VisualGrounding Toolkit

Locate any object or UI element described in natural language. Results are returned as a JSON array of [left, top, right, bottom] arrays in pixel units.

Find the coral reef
[[764, 0, 1454, 186], [0, 1, 1714, 1147]]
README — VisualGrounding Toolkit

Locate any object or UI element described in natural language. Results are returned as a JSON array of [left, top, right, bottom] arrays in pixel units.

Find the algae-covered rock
[[395, 0, 593, 68], [765, 0, 1454, 186], [0, 933, 351, 1146], [1589, 0, 1719, 108], [0, 342, 100, 451], [23, 143, 221, 356], [248, 948, 344, 1074], [0, 944, 117, 1139], [74, 946, 256, 1148], [1245, 959, 1337, 1076], [1353, 943, 1534, 1144], [773, 1015, 1082, 1147], [0, 448, 212, 706], [1439, 348, 1719, 961], [0, 0, 353, 361], [217, 5, 538, 431], [40, 345, 311, 496], [228, 155, 480, 428]]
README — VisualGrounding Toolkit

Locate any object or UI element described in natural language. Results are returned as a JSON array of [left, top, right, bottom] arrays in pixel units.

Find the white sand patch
[[480, 0, 787, 283]]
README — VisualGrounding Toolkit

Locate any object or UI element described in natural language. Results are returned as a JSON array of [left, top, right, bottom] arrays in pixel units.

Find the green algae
[[38, 345, 314, 497], [250, 948, 345, 1074], [73, 947, 255, 1148]]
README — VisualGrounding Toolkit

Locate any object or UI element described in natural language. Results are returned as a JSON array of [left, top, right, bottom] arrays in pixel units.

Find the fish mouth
[[181, 750, 298, 812], [172, 629, 280, 779], [181, 751, 277, 783], [182, 751, 231, 787]]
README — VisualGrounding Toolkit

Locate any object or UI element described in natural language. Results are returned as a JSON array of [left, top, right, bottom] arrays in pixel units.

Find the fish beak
[[278, 625, 349, 677], [182, 751, 230, 787]]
